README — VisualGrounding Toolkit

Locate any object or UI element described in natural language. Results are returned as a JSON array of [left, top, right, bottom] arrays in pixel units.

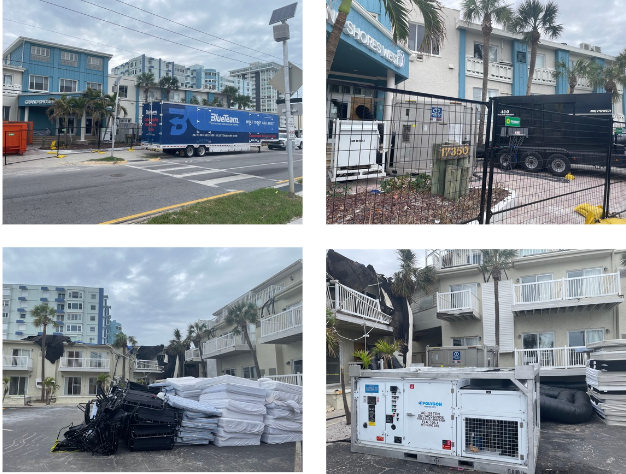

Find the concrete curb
[[80, 160, 128, 165]]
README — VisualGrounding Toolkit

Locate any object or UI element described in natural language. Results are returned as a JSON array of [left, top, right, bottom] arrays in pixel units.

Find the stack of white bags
[[199, 375, 268, 447], [259, 378, 303, 444]]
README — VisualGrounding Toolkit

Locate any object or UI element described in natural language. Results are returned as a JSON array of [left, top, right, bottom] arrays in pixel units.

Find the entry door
[[567, 268, 602, 298], [403, 380, 455, 454], [350, 97, 374, 121]]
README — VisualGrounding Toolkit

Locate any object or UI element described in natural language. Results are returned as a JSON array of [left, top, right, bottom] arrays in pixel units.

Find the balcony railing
[[466, 57, 513, 83], [261, 305, 303, 337], [518, 249, 565, 257], [265, 373, 302, 386], [135, 359, 163, 371], [185, 348, 201, 361], [515, 346, 587, 369], [3, 355, 33, 370], [203, 332, 255, 355], [437, 290, 479, 313], [532, 67, 556, 85], [429, 249, 483, 269], [513, 273, 620, 304], [59, 357, 110, 370], [328, 281, 392, 324]]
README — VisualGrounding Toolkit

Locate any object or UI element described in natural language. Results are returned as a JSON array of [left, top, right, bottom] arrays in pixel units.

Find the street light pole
[[110, 76, 122, 158], [281, 24, 295, 198]]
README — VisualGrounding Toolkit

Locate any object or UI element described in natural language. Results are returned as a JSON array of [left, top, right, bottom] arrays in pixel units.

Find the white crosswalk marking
[[190, 174, 257, 187]]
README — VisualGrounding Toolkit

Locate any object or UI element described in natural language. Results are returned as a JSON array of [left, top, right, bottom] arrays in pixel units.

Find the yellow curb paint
[[47, 151, 57, 154], [57, 155, 66, 158], [275, 176, 303, 184], [98, 191, 244, 225]]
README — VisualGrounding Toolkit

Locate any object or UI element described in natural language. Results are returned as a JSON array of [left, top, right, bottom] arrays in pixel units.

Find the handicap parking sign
[[431, 107, 443, 122], [452, 351, 461, 361]]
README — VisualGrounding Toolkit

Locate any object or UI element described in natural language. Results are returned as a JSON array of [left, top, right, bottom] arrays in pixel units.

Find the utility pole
[[110, 76, 123, 158]]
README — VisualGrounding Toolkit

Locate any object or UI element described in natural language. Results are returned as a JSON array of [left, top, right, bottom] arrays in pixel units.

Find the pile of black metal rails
[[586, 340, 626, 426], [52, 382, 181, 455]]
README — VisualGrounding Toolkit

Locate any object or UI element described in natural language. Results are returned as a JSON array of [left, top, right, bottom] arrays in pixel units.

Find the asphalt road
[[3, 406, 299, 472], [327, 417, 626, 474], [3, 148, 303, 224]]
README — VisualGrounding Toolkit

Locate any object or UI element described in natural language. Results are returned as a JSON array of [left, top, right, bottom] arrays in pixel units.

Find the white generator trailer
[[388, 99, 478, 176], [350, 364, 540, 474], [329, 119, 386, 182]]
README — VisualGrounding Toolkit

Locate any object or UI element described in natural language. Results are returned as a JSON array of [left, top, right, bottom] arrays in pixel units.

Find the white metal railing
[[466, 57, 513, 82], [518, 249, 565, 257], [185, 348, 201, 360], [261, 305, 303, 337], [59, 357, 110, 370], [330, 282, 392, 324], [437, 289, 480, 313], [513, 273, 620, 304], [3, 355, 33, 369], [532, 67, 556, 85], [265, 373, 302, 386], [203, 332, 255, 355], [3, 83, 22, 95], [429, 249, 483, 269], [515, 346, 587, 369], [135, 359, 162, 371], [576, 77, 592, 89]]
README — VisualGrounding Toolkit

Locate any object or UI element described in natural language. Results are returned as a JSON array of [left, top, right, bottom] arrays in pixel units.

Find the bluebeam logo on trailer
[[418, 401, 443, 407]]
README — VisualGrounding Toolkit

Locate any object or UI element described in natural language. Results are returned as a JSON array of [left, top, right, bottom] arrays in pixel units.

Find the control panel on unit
[[356, 381, 404, 445], [385, 384, 404, 445]]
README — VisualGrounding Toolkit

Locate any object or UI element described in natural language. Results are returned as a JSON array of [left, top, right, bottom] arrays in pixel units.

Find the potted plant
[[353, 350, 374, 370]]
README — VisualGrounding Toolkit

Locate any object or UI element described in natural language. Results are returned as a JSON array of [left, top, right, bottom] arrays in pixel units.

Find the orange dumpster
[[3, 121, 33, 144], [3, 122, 28, 155]]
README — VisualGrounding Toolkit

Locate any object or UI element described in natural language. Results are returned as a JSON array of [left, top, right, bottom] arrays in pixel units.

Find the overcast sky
[[2, 0, 303, 73], [3, 247, 302, 346], [332, 249, 428, 279], [439, 0, 625, 56]]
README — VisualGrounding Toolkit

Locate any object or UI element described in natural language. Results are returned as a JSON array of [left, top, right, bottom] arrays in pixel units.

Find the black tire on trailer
[[184, 145, 194, 157], [547, 153, 571, 177], [497, 150, 514, 170], [194, 145, 206, 157], [520, 151, 544, 172]]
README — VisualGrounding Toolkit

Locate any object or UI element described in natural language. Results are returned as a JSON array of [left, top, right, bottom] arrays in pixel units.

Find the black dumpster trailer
[[491, 93, 625, 176]]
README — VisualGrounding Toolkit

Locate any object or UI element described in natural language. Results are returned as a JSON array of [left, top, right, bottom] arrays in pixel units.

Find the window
[[3, 288, 10, 295], [452, 336, 480, 346], [566, 268, 603, 297], [223, 368, 236, 376], [568, 329, 604, 346], [67, 303, 83, 310], [408, 23, 440, 55], [65, 376, 81, 395], [522, 331, 554, 352], [89, 351, 105, 368], [69, 291, 82, 299], [57, 304, 64, 311], [18, 324, 26, 331], [3, 74, 13, 85], [449, 283, 478, 310], [59, 79, 78, 93], [473, 88, 499, 103], [31, 46, 50, 61], [474, 43, 498, 63], [90, 315, 96, 321], [117, 85, 128, 98], [60, 51, 78, 66], [243, 366, 257, 379], [3, 299, 8, 306], [91, 294, 97, 300], [58, 293, 65, 299], [90, 305, 96, 311], [519, 274, 554, 302], [1, 106, 8, 121], [89, 337, 95, 343], [89, 326, 95, 332], [292, 359, 303, 374], [66, 324, 82, 332], [3, 312, 9, 319], [21, 302, 28, 308], [87, 56, 103, 70], [88, 377, 98, 395], [9, 376, 28, 396], [86, 82, 102, 91], [535, 53, 546, 69]]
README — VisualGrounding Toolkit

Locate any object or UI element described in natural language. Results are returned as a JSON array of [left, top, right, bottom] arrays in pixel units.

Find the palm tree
[[96, 373, 111, 394], [588, 61, 626, 104], [202, 98, 210, 106], [30, 303, 58, 401], [553, 59, 593, 94], [511, 0, 563, 95], [221, 86, 239, 109], [82, 90, 127, 147], [46, 95, 74, 147], [620, 252, 626, 268], [233, 94, 252, 110], [187, 321, 214, 351], [159, 76, 180, 101], [136, 71, 157, 103], [478, 249, 517, 346], [223, 301, 261, 379], [166, 328, 189, 378], [326, 307, 350, 424], [373, 339, 405, 369], [326, 0, 446, 79], [390, 249, 437, 366], [211, 97, 224, 107], [112, 332, 130, 385], [189, 95, 200, 105], [69, 96, 89, 143], [462, 0, 514, 145]]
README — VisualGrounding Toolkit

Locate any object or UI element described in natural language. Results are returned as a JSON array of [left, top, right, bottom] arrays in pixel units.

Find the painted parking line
[[98, 191, 243, 225]]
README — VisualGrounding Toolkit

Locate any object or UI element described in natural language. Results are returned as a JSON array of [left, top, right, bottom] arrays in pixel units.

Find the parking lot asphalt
[[3, 406, 299, 472], [326, 415, 626, 474]]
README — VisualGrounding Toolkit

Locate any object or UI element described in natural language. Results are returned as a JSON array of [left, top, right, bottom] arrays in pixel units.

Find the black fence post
[[484, 97, 498, 224], [479, 99, 494, 224], [603, 116, 614, 219], [3, 130, 6, 166]]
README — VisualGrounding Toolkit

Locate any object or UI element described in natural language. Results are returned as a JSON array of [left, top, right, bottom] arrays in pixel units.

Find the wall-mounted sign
[[505, 116, 521, 127], [24, 99, 54, 105], [430, 107, 443, 122], [326, 7, 406, 69]]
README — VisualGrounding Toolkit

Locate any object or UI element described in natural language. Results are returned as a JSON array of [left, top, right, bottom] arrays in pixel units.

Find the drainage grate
[[464, 417, 519, 458]]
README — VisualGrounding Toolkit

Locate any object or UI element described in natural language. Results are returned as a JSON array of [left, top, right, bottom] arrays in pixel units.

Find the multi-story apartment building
[[220, 74, 252, 98], [2, 339, 164, 405], [3, 284, 111, 344], [2, 36, 112, 131], [186, 260, 302, 384], [415, 249, 625, 380], [228, 62, 281, 114]]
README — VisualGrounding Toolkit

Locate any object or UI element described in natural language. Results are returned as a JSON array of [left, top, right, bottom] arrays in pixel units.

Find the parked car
[[267, 133, 302, 150]]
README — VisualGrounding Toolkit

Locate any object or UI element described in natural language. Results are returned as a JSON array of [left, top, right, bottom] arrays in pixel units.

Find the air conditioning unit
[[592, 46, 602, 53], [350, 365, 540, 474], [580, 43, 591, 50]]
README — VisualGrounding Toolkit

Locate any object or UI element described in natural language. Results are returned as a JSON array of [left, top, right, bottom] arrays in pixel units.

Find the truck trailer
[[141, 102, 279, 157]]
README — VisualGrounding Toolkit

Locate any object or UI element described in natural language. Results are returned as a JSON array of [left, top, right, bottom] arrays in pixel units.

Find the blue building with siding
[[2, 37, 112, 132]]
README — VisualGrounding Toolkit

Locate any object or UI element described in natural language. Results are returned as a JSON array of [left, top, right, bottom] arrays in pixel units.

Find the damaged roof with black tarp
[[21, 334, 74, 363]]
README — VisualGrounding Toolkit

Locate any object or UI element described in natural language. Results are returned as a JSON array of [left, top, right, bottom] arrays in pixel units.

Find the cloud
[[3, 247, 302, 346]]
